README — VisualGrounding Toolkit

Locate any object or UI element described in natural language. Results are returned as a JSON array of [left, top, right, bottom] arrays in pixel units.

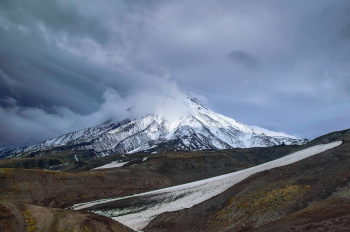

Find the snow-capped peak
[[0, 97, 306, 158]]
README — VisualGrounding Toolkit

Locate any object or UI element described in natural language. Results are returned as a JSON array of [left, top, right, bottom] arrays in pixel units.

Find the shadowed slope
[[145, 130, 350, 231]]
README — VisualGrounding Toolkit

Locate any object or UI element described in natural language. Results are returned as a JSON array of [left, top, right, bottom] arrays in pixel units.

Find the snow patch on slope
[[250, 125, 299, 139], [72, 141, 342, 231], [92, 161, 129, 170]]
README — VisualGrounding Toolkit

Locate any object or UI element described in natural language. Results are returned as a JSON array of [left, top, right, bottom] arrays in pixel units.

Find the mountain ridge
[[0, 97, 306, 159]]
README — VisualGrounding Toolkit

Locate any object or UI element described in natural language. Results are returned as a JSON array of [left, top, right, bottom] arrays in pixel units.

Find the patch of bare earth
[[0, 201, 134, 232], [252, 197, 350, 232]]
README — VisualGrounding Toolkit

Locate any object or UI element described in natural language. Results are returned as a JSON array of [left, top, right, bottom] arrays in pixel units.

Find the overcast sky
[[1, 0, 350, 149]]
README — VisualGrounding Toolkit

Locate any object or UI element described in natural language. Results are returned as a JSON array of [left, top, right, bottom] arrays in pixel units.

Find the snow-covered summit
[[0, 97, 306, 158]]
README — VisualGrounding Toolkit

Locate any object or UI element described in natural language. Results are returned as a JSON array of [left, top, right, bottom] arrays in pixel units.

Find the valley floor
[[71, 141, 342, 231]]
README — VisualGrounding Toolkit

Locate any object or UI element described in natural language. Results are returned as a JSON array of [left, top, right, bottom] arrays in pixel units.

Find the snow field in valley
[[72, 141, 342, 231]]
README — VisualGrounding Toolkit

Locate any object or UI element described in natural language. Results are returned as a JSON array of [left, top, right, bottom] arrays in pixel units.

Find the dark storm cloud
[[145, 0, 350, 139], [0, 0, 170, 108], [228, 50, 259, 69], [340, 24, 350, 40], [0, 0, 170, 149], [0, 0, 114, 45], [1, 0, 350, 149]]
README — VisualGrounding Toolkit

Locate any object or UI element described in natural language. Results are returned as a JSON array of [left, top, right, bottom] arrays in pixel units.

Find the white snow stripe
[[92, 161, 129, 170]]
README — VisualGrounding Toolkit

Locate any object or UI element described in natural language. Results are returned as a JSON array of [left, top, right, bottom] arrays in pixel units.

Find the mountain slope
[[0, 202, 134, 232], [71, 141, 342, 231], [144, 129, 350, 232], [0, 98, 306, 158]]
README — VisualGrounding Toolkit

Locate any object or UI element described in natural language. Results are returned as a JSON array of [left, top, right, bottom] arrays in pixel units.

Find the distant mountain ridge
[[0, 97, 307, 158]]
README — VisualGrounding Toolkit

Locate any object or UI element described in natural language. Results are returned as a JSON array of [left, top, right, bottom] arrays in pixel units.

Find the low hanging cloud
[[0, 80, 194, 150]]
